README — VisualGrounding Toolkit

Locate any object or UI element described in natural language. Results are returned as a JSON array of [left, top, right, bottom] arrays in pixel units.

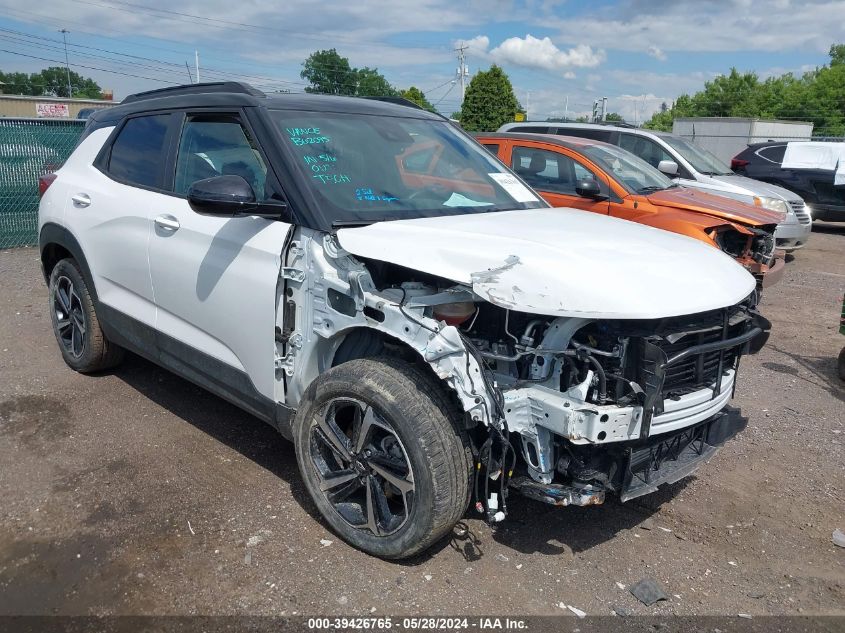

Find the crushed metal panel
[[337, 208, 756, 320]]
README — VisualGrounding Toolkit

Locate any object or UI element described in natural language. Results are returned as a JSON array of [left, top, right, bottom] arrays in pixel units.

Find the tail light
[[731, 158, 749, 170], [38, 173, 57, 198]]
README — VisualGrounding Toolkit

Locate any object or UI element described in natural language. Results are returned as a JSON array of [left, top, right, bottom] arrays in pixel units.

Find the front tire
[[293, 357, 473, 559], [48, 258, 124, 373], [838, 346, 845, 381]]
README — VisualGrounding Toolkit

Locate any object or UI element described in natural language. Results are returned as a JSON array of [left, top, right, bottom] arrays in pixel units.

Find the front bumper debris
[[621, 406, 747, 502], [510, 477, 606, 507], [509, 407, 747, 507]]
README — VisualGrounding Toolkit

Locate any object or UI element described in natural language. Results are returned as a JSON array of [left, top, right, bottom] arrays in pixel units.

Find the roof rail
[[122, 82, 265, 104], [362, 96, 425, 111]]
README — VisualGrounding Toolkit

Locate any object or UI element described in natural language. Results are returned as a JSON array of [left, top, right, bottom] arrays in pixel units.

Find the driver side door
[[509, 143, 610, 214], [147, 110, 292, 420]]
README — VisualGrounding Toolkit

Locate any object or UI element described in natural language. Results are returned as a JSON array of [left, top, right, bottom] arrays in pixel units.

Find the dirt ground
[[0, 224, 843, 618]]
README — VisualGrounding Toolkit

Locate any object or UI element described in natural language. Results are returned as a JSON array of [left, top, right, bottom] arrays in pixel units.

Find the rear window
[[756, 145, 786, 164], [107, 114, 170, 188]]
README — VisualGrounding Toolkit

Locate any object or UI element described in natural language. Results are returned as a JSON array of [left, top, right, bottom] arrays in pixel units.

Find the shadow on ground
[[100, 354, 694, 566], [763, 345, 845, 403]]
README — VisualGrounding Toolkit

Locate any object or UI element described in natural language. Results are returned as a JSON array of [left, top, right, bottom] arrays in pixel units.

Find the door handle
[[154, 214, 181, 232], [71, 193, 91, 208]]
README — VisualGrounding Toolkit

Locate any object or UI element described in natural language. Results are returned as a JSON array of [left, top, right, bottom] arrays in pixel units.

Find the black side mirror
[[187, 175, 288, 219], [575, 178, 607, 200]]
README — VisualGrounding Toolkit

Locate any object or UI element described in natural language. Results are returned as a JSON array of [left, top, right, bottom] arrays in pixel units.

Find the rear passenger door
[[147, 111, 292, 417], [73, 113, 174, 333], [509, 143, 610, 214]]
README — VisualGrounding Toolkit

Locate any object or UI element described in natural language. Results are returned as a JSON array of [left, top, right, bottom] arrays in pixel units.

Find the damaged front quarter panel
[[280, 228, 499, 428]]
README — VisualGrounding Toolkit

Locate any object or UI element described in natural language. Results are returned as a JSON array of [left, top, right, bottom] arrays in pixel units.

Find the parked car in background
[[732, 142, 845, 223], [499, 122, 812, 251], [477, 133, 784, 288], [38, 81, 770, 559]]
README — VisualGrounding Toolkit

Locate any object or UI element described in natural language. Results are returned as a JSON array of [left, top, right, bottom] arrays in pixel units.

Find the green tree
[[829, 44, 845, 66], [458, 65, 521, 132], [355, 67, 398, 97], [0, 70, 34, 95], [604, 112, 624, 122], [644, 44, 845, 135], [33, 67, 101, 98], [0, 67, 101, 98], [300, 49, 397, 98], [300, 49, 356, 95], [400, 86, 435, 111]]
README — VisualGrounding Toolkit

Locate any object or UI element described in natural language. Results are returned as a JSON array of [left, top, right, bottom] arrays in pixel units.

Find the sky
[[0, 0, 841, 122]]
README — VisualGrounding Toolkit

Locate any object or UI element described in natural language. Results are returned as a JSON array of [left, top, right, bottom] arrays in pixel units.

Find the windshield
[[660, 135, 733, 175], [582, 143, 675, 194], [269, 110, 546, 227]]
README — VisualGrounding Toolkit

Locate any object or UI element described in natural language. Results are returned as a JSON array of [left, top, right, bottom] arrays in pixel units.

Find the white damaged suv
[[38, 83, 770, 559]]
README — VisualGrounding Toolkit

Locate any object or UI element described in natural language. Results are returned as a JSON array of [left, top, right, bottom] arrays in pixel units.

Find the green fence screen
[[0, 118, 85, 249]]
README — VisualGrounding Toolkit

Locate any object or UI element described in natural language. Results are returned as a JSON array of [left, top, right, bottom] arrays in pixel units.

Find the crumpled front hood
[[710, 173, 803, 202], [337, 208, 756, 320], [647, 188, 782, 227]]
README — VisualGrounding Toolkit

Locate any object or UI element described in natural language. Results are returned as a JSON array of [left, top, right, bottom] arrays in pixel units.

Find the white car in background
[[499, 122, 813, 251]]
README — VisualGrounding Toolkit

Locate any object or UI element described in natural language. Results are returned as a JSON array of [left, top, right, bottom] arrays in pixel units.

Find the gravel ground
[[0, 225, 843, 617]]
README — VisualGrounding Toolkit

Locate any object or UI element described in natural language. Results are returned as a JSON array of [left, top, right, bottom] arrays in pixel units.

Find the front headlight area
[[710, 226, 777, 267], [753, 196, 789, 221]]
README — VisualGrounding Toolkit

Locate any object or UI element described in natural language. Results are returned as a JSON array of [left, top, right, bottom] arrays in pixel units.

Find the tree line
[[0, 67, 103, 99], [645, 44, 845, 136], [300, 49, 524, 132]]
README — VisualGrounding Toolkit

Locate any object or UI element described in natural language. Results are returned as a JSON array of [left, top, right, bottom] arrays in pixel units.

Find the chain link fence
[[0, 118, 85, 249]]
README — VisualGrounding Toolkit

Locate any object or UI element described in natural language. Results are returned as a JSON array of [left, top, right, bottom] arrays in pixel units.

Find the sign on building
[[35, 103, 70, 118]]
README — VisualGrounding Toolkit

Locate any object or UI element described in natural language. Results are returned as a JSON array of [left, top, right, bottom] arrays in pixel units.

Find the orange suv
[[476, 133, 785, 288]]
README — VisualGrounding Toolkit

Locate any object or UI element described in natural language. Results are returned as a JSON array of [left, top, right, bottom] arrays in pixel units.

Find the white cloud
[[488, 35, 605, 71], [563, 71, 576, 79], [459, 35, 491, 54], [647, 45, 667, 61]]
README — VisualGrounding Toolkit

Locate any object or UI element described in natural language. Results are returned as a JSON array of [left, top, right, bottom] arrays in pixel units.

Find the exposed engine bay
[[278, 228, 770, 524]]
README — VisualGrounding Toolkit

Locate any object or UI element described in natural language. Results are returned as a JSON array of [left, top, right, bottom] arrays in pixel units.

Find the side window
[[757, 145, 786, 164], [619, 133, 673, 168], [558, 128, 612, 142], [513, 126, 555, 133], [107, 114, 170, 188], [481, 143, 500, 155], [511, 146, 597, 195], [174, 115, 268, 200]]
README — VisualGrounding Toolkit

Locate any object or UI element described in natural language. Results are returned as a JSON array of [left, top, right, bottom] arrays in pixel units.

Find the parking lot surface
[[0, 225, 843, 617]]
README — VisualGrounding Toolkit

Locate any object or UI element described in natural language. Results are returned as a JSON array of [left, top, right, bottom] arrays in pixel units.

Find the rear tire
[[48, 258, 124, 373], [293, 356, 472, 559], [838, 346, 845, 381]]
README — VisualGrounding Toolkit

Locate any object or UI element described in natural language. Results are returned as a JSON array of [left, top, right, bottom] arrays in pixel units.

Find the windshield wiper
[[332, 219, 377, 229], [637, 185, 668, 193]]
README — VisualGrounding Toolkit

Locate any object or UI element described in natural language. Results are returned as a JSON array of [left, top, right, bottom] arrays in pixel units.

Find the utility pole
[[455, 43, 469, 102], [195, 50, 200, 83], [58, 29, 72, 98], [564, 95, 569, 121]]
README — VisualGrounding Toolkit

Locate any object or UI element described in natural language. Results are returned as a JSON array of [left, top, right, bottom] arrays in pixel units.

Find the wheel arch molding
[[39, 223, 98, 304]]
